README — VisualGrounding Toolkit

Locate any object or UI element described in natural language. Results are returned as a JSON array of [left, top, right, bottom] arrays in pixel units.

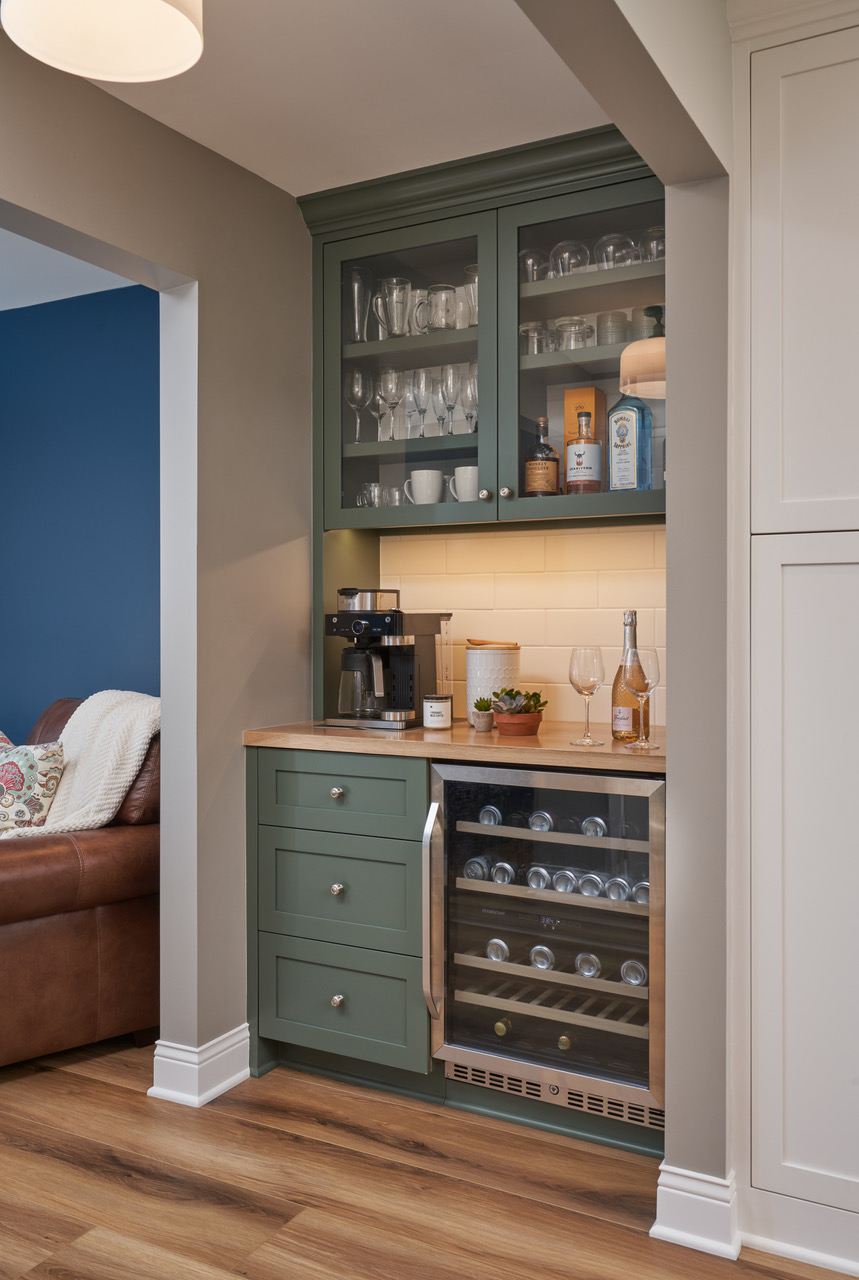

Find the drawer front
[[258, 826, 421, 954], [258, 748, 428, 840], [258, 934, 429, 1073]]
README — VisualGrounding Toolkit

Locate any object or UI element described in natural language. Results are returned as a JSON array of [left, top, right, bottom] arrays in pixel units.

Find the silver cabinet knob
[[500, 486, 514, 499], [478, 488, 492, 501], [330, 994, 345, 1008], [330, 883, 344, 896], [330, 786, 344, 799]]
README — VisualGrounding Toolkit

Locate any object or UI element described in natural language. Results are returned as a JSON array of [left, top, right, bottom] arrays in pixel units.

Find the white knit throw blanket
[[0, 689, 161, 839]]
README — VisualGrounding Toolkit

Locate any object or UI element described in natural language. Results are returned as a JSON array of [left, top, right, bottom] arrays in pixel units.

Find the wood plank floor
[[0, 1037, 847, 1280]]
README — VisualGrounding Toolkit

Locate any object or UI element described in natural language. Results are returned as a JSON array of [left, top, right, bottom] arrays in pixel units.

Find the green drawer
[[257, 748, 428, 840], [258, 934, 429, 1074], [258, 825, 421, 955]]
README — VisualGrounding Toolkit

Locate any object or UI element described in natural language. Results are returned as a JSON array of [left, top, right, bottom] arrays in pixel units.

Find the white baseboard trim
[[743, 1232, 859, 1278], [147, 1022, 250, 1107], [650, 1163, 741, 1259]]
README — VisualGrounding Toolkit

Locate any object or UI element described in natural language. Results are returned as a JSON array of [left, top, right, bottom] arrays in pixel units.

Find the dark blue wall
[[0, 286, 160, 744]]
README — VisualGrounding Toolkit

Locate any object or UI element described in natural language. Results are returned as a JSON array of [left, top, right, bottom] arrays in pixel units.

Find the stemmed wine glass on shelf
[[569, 647, 605, 747], [461, 370, 478, 434], [412, 368, 431, 438], [621, 647, 660, 751], [344, 368, 373, 443], [431, 378, 447, 434], [440, 363, 461, 435], [366, 385, 388, 442], [377, 366, 404, 441]]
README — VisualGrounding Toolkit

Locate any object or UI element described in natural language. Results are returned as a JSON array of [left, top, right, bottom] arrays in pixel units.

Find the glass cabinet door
[[497, 180, 666, 521], [430, 763, 664, 1117], [323, 212, 497, 529]]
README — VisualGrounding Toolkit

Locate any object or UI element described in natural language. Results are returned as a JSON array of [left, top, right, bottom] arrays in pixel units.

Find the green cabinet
[[257, 747, 429, 840], [248, 747, 431, 1076], [307, 128, 665, 532]]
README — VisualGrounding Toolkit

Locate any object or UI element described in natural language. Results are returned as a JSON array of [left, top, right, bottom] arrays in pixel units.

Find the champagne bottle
[[611, 609, 650, 742]]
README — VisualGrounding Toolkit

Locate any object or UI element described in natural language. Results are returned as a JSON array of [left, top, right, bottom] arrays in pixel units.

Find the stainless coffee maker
[[325, 588, 449, 729]]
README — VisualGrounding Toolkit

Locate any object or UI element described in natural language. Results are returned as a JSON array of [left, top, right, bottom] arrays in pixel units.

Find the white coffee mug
[[449, 466, 479, 502], [404, 469, 444, 505]]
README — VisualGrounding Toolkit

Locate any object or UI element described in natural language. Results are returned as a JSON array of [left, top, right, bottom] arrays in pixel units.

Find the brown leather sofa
[[0, 698, 160, 1068]]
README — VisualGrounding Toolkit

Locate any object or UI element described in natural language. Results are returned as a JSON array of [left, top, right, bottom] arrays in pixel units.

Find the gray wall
[[0, 32, 312, 1048]]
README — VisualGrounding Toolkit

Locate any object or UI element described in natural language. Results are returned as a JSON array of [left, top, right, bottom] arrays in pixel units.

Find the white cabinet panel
[[751, 30, 859, 532], [751, 532, 859, 1209]]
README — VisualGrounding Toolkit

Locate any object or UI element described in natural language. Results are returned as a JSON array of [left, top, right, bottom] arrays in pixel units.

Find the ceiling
[[95, 0, 609, 197]]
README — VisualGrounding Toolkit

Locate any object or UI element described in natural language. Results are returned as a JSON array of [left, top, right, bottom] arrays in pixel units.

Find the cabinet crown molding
[[297, 126, 651, 238]]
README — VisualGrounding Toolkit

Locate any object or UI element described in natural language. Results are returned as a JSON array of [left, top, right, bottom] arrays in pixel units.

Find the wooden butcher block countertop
[[243, 720, 665, 773]]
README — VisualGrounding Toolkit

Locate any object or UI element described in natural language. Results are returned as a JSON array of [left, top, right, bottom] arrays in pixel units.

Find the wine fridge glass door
[[429, 762, 665, 1109]]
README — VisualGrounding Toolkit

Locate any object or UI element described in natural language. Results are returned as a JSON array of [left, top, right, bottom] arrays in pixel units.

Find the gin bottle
[[607, 394, 652, 492]]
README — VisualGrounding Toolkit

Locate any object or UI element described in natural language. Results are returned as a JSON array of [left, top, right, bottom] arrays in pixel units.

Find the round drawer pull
[[500, 486, 514, 499], [330, 883, 344, 896], [330, 994, 345, 1008], [478, 488, 492, 501], [330, 786, 345, 799]]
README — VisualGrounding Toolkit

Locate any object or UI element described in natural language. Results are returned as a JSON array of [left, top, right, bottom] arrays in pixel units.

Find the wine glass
[[440, 363, 461, 435], [402, 373, 418, 438], [344, 367, 373, 443], [621, 647, 660, 751], [461, 372, 478, 434], [431, 378, 447, 433], [412, 368, 431, 439], [367, 385, 388, 442], [378, 366, 404, 441], [569, 647, 605, 746]]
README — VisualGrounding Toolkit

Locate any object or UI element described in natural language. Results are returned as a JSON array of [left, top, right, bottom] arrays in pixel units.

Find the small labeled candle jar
[[423, 693, 452, 729]]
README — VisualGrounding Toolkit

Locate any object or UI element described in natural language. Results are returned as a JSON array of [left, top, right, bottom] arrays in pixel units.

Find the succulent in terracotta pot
[[490, 688, 547, 737]]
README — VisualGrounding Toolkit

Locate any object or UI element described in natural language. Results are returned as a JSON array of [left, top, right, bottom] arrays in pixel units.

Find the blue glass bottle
[[607, 392, 652, 492]]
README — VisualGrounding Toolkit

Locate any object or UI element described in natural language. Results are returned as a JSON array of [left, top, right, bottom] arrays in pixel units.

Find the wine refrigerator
[[425, 763, 665, 1131]]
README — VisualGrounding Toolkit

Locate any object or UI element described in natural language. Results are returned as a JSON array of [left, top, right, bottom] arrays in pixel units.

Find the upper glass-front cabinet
[[323, 212, 497, 529], [497, 180, 665, 521], [321, 177, 665, 529]]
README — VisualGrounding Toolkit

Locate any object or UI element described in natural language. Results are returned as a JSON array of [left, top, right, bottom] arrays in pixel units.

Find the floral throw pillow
[[0, 735, 64, 833]]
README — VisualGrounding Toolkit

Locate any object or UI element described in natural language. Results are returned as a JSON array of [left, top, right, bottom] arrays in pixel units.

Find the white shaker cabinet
[[751, 531, 859, 1212], [751, 28, 859, 534]]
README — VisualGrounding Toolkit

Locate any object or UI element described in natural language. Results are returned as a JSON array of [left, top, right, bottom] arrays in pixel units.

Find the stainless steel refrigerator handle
[[421, 800, 441, 1020]]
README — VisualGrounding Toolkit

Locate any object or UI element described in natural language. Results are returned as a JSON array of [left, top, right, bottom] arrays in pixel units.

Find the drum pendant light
[[1, 0, 203, 82], [619, 305, 666, 400]]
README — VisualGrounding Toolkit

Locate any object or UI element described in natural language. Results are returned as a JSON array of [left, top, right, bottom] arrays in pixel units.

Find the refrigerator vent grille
[[566, 1089, 665, 1130], [447, 1062, 663, 1129]]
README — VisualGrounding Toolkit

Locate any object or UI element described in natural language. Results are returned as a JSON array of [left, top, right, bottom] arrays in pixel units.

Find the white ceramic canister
[[466, 643, 520, 725]]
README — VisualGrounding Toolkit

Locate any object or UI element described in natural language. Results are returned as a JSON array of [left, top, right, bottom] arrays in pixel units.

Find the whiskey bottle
[[611, 609, 650, 742], [565, 411, 602, 494], [524, 417, 560, 497]]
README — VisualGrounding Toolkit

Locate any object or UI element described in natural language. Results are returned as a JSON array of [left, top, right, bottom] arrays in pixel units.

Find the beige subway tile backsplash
[[447, 535, 544, 574], [379, 524, 666, 726], [598, 569, 666, 610], [380, 537, 446, 576], [495, 572, 599, 610]]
